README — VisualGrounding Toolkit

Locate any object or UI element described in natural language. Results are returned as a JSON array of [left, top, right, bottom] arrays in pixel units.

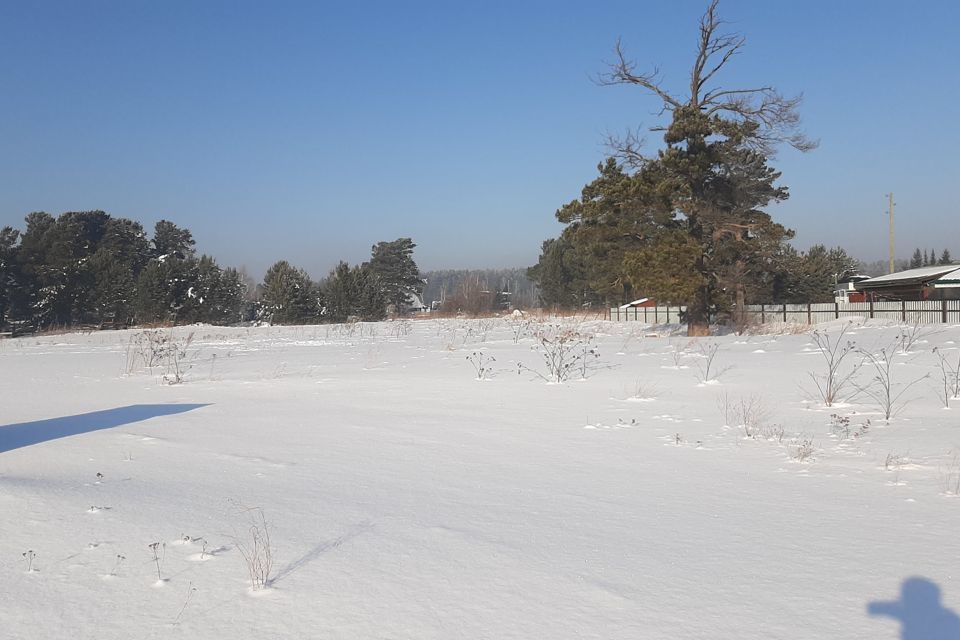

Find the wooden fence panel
[[611, 299, 960, 326], [608, 306, 687, 323]]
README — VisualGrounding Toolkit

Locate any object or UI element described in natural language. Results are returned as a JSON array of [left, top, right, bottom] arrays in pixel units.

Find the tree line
[[909, 248, 953, 269], [259, 238, 423, 324], [421, 268, 539, 314], [0, 211, 423, 331]]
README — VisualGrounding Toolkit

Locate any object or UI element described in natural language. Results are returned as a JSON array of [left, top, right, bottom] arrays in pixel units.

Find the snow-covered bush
[[717, 392, 769, 438], [807, 325, 859, 407], [466, 351, 496, 380], [667, 340, 692, 368], [631, 380, 658, 400], [391, 319, 412, 339], [896, 322, 939, 354], [174, 582, 198, 625], [147, 541, 166, 582], [792, 436, 816, 462], [232, 505, 274, 591], [932, 347, 960, 408], [125, 329, 196, 384], [828, 413, 870, 440], [694, 342, 731, 383], [884, 453, 907, 471], [22, 550, 36, 573], [939, 452, 960, 496], [511, 317, 533, 344], [856, 340, 929, 421], [759, 424, 785, 443], [109, 554, 126, 577], [518, 325, 603, 383]]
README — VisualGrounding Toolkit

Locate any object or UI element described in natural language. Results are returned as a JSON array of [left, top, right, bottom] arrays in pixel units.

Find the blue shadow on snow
[[0, 404, 209, 453], [868, 577, 960, 640]]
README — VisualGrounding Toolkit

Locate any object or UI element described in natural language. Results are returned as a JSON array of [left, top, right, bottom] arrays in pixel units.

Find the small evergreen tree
[[352, 265, 388, 321], [772, 245, 857, 303], [910, 248, 923, 269], [528, 236, 596, 308], [0, 227, 20, 327], [940, 249, 953, 265], [260, 260, 318, 324], [89, 249, 137, 326], [134, 257, 197, 324], [172, 256, 245, 325], [323, 261, 355, 323], [152, 220, 195, 259], [212, 267, 247, 324], [367, 238, 423, 314]]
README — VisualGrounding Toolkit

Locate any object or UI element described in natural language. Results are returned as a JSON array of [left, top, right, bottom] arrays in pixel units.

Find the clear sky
[[1, 1, 957, 278]]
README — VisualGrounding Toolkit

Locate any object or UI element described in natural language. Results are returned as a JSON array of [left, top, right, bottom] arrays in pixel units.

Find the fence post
[[807, 303, 812, 325], [869, 299, 874, 319], [783, 304, 787, 322], [655, 305, 659, 323], [761, 304, 765, 324], [943, 300, 948, 324], [902, 300, 906, 323], [834, 301, 839, 320]]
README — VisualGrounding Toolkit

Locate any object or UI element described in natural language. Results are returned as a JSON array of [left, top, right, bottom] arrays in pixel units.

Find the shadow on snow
[[270, 521, 373, 586], [0, 404, 210, 453], [869, 577, 960, 640]]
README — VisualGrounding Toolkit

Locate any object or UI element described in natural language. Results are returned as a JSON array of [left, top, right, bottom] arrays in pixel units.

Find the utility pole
[[887, 192, 895, 274]]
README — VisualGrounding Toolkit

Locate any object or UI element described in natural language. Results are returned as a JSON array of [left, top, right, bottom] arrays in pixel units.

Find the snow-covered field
[[2, 317, 959, 639]]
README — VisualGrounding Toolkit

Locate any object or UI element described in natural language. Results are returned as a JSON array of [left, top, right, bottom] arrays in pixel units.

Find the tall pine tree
[[260, 260, 319, 325], [595, 1, 814, 334], [366, 238, 423, 314]]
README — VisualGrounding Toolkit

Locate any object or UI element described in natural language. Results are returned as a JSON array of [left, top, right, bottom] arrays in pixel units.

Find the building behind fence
[[608, 300, 960, 325]]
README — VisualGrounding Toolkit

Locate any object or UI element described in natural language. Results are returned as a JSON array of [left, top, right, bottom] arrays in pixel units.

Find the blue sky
[[1, 1, 957, 278]]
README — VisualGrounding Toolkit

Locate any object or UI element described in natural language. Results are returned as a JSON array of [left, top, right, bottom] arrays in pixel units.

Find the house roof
[[838, 274, 871, 284], [855, 265, 959, 289], [930, 267, 960, 287], [619, 298, 650, 309]]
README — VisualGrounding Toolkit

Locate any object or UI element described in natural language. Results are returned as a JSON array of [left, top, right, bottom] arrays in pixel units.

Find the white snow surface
[[2, 318, 960, 639]]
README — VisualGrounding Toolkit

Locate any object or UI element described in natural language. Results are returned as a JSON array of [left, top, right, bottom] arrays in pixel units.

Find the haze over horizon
[[2, 0, 957, 279]]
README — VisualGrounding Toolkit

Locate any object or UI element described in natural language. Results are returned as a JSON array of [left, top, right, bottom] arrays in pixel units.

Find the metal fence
[[607, 306, 687, 323], [608, 300, 960, 325]]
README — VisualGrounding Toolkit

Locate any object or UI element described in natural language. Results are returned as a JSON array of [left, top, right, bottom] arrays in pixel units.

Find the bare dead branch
[[702, 87, 774, 103], [604, 0, 817, 154], [597, 39, 682, 110], [603, 127, 648, 168]]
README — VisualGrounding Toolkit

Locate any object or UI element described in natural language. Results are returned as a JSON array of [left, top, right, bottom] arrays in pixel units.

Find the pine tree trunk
[[686, 217, 711, 336], [686, 283, 711, 336]]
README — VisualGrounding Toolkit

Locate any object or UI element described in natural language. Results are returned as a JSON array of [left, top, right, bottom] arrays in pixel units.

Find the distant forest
[[0, 211, 425, 331], [421, 269, 539, 314], [0, 210, 952, 334]]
